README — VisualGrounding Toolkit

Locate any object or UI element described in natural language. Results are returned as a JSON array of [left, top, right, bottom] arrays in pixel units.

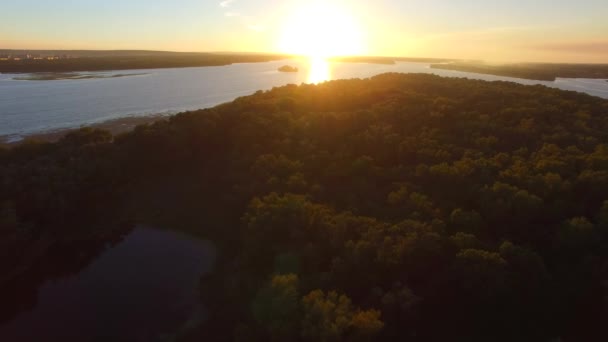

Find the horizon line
[[1, 49, 607, 65]]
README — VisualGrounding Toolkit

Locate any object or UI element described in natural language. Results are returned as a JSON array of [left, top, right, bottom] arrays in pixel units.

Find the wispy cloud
[[225, 12, 241, 17], [220, 0, 235, 8]]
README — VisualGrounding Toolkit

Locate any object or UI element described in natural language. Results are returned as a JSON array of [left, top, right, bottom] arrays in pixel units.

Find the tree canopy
[[2, 73, 608, 340]]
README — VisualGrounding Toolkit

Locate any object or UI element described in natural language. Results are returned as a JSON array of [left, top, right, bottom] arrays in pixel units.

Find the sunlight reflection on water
[[307, 57, 331, 84]]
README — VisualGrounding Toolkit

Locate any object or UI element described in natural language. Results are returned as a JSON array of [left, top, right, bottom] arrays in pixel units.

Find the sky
[[1, 0, 607, 63]]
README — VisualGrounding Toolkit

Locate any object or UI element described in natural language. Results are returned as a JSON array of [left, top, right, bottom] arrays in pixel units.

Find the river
[[1, 58, 607, 142]]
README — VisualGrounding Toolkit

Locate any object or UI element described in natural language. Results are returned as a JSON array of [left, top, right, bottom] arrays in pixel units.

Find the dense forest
[[1, 73, 608, 341], [431, 62, 608, 81]]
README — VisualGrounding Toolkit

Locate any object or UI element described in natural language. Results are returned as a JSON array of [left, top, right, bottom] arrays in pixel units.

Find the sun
[[277, 1, 365, 59]]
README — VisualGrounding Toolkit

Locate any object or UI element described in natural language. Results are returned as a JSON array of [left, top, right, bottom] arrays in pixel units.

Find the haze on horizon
[[1, 0, 607, 63]]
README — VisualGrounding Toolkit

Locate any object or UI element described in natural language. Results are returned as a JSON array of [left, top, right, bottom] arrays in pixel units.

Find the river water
[[1, 59, 607, 141], [0, 226, 216, 341]]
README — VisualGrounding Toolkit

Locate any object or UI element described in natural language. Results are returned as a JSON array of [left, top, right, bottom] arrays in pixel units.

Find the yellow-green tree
[[301, 290, 383, 342], [251, 274, 300, 340]]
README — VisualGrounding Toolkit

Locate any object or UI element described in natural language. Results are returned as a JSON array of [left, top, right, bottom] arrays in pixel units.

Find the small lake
[[0, 226, 216, 342], [1, 58, 608, 141]]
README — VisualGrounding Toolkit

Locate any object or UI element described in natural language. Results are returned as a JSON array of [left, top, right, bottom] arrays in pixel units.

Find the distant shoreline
[[0, 53, 289, 73], [431, 62, 608, 81], [11, 72, 148, 81], [0, 50, 459, 73]]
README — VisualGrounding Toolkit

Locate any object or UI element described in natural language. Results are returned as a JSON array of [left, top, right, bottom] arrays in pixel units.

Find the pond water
[[1, 58, 607, 141], [0, 226, 216, 342]]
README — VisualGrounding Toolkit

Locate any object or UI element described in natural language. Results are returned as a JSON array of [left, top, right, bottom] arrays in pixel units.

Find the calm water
[[0, 227, 216, 341], [1, 58, 608, 140]]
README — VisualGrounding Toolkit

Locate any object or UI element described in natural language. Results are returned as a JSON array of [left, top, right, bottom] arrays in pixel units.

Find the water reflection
[[0, 225, 131, 325], [0, 226, 216, 341], [307, 57, 331, 84]]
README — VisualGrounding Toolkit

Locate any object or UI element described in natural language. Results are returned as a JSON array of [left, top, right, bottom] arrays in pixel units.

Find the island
[[278, 65, 299, 72]]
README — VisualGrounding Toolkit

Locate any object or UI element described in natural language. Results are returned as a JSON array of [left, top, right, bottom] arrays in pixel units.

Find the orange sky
[[1, 0, 607, 63]]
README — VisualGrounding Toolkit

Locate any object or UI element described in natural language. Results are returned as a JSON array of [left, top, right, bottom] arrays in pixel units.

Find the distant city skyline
[[2, 0, 607, 63]]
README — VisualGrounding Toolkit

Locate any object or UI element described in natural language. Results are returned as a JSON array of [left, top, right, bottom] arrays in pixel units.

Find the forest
[[1, 73, 608, 341], [0, 53, 286, 73]]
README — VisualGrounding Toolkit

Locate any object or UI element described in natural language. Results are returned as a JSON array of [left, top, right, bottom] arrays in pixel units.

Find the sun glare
[[278, 2, 365, 59], [307, 57, 331, 84]]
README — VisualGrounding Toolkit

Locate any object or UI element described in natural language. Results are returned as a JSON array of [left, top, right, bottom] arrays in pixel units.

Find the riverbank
[[0, 114, 168, 146], [431, 62, 608, 81]]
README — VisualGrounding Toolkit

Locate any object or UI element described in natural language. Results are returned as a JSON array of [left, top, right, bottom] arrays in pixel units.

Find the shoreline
[[0, 54, 290, 74], [430, 62, 608, 82], [0, 114, 170, 146]]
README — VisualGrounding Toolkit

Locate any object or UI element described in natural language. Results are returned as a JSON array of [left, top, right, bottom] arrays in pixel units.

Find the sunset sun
[[277, 2, 365, 58]]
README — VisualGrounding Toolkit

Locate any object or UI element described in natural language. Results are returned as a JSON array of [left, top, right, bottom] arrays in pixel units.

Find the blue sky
[[1, 0, 607, 62]]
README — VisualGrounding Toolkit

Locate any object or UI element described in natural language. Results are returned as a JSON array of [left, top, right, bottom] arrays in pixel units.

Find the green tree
[[453, 249, 508, 299], [449, 232, 483, 250], [449, 209, 483, 234], [558, 217, 595, 249], [301, 290, 383, 342], [251, 274, 300, 340]]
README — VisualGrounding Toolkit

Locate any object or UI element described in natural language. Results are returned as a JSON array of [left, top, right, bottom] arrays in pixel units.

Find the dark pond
[[0, 226, 216, 341]]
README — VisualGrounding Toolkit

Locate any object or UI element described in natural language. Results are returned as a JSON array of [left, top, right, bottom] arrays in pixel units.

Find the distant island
[[278, 65, 298, 72], [431, 62, 608, 81]]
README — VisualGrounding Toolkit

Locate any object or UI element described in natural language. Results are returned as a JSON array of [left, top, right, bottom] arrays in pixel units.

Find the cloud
[[220, 0, 235, 8], [225, 12, 241, 17]]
